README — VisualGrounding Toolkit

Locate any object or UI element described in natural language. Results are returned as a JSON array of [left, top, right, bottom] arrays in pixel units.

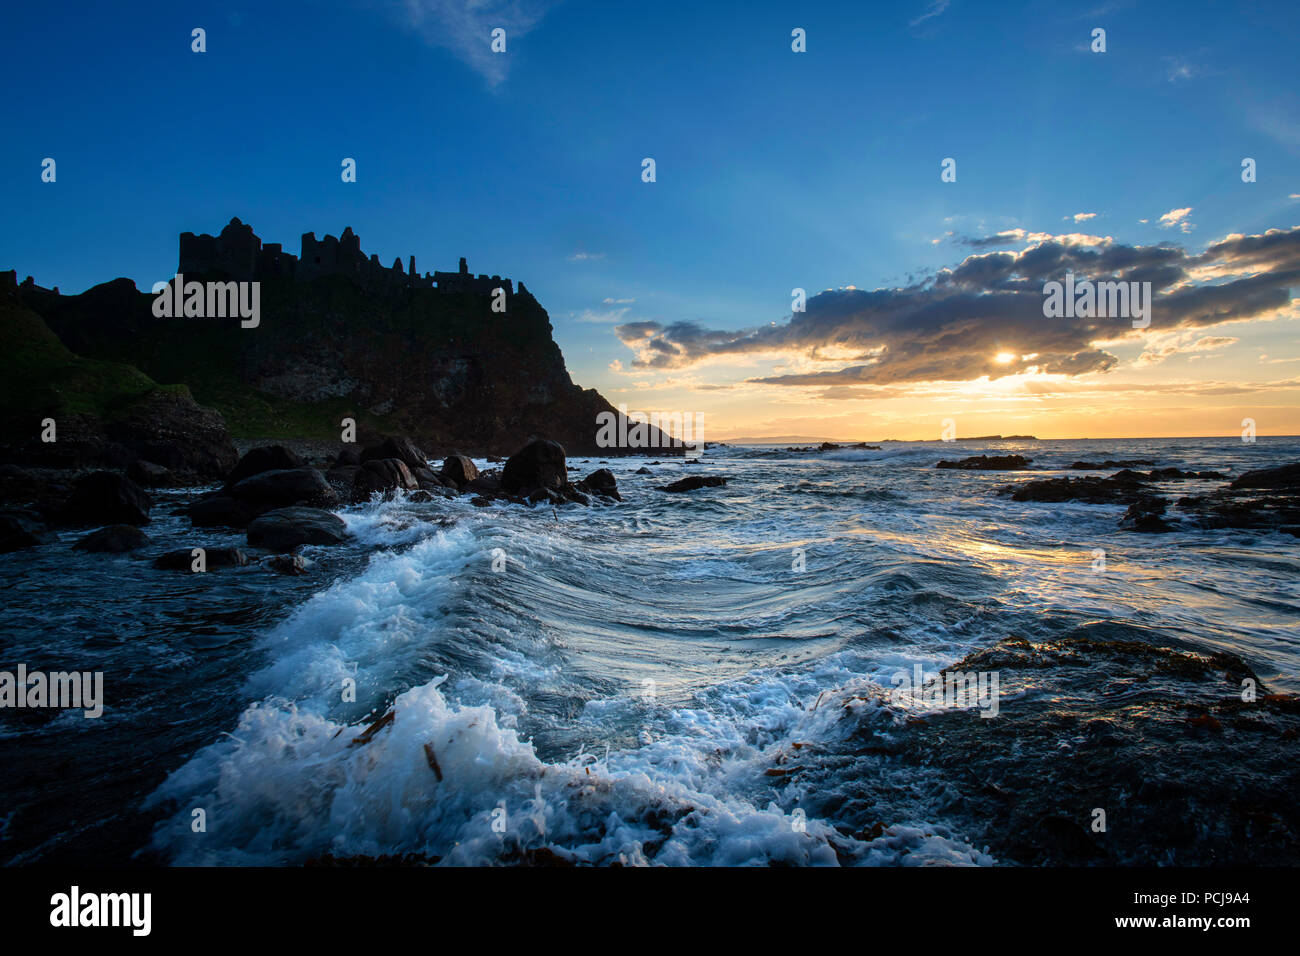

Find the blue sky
[[3, 0, 1297, 438]]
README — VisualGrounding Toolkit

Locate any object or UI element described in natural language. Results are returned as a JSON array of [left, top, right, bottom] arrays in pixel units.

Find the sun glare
[[995, 351, 1016, 364]]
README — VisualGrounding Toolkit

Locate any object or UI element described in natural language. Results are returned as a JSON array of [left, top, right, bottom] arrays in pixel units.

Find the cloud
[[1133, 331, 1239, 367], [613, 227, 1300, 388], [1165, 57, 1197, 83], [398, 0, 556, 87], [909, 0, 950, 27], [569, 251, 605, 261], [1158, 207, 1195, 233], [959, 228, 1111, 248], [576, 304, 633, 323], [1069, 212, 1098, 222]]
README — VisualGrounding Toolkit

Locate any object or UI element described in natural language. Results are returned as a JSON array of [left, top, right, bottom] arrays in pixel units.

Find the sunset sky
[[2, 0, 1297, 439]]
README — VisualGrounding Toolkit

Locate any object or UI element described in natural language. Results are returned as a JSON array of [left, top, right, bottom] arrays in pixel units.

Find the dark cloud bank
[[615, 228, 1300, 389]]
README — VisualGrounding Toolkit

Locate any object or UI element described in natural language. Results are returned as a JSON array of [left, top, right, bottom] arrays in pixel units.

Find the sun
[[994, 351, 1016, 364]]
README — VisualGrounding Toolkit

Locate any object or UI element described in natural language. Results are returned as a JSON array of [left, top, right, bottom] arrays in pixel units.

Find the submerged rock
[[998, 473, 1149, 504], [657, 475, 727, 493], [265, 553, 309, 575], [797, 634, 1300, 865], [73, 524, 151, 552], [1069, 459, 1155, 469], [1120, 496, 1173, 533], [153, 546, 249, 570], [1174, 460, 1300, 536]]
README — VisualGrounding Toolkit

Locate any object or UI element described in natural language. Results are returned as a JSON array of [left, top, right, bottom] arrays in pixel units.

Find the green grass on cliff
[[0, 295, 178, 421]]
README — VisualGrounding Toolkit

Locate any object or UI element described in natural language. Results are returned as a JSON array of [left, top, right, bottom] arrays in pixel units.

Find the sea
[[1, 436, 1297, 865]]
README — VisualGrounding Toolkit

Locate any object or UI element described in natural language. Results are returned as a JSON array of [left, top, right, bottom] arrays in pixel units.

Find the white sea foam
[[146, 505, 997, 866]]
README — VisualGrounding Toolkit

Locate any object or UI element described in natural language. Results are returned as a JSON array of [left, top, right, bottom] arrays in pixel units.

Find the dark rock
[[58, 471, 152, 526], [224, 445, 306, 487], [265, 553, 308, 575], [657, 475, 727, 493], [440, 455, 479, 486], [325, 465, 361, 494], [411, 467, 447, 491], [1121, 496, 1173, 533], [352, 459, 418, 500], [0, 511, 55, 552], [247, 507, 348, 551], [817, 634, 1300, 865], [936, 455, 1032, 470], [127, 459, 174, 486], [634, 467, 653, 475], [465, 472, 502, 496], [1109, 469, 1153, 483], [1230, 462, 1300, 492], [559, 485, 590, 505], [154, 546, 249, 570], [576, 467, 621, 500], [100, 388, 239, 479], [1148, 467, 1226, 481], [334, 445, 362, 467], [360, 436, 428, 473], [501, 439, 567, 493], [998, 473, 1149, 505], [230, 467, 339, 511], [526, 487, 564, 505], [187, 494, 260, 528], [73, 524, 151, 552], [1170, 460, 1300, 535], [1070, 459, 1155, 470]]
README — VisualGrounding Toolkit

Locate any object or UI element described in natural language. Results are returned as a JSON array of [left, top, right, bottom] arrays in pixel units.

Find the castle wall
[[178, 219, 509, 296]]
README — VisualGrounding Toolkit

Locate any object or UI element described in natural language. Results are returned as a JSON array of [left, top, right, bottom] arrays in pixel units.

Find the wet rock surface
[[657, 475, 728, 493], [154, 547, 250, 571], [72, 524, 151, 553], [246, 507, 349, 551], [936, 455, 1032, 470], [790, 634, 1300, 865]]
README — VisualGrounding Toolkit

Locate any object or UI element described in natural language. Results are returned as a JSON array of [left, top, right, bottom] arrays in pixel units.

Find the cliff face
[[11, 221, 676, 457]]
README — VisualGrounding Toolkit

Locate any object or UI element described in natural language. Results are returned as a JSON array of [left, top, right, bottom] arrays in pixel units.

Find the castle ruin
[[178, 218, 525, 296]]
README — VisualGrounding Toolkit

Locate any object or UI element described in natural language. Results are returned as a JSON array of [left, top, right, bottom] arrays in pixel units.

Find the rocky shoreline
[[0, 432, 731, 570]]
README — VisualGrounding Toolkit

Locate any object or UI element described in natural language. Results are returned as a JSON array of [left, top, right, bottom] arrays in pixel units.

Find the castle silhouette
[[179, 218, 522, 296]]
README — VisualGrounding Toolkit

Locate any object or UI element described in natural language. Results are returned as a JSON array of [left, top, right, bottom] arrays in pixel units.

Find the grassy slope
[[0, 295, 185, 425]]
